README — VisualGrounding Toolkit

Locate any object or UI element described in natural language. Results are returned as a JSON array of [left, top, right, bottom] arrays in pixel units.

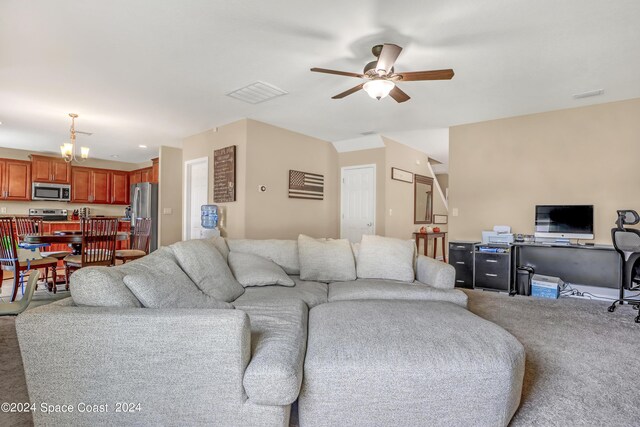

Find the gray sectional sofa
[[16, 235, 524, 426]]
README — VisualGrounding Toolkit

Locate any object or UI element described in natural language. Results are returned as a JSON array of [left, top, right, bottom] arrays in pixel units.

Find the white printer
[[481, 225, 515, 244]]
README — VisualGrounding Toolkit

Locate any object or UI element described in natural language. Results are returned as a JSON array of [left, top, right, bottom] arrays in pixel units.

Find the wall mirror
[[414, 174, 434, 224]]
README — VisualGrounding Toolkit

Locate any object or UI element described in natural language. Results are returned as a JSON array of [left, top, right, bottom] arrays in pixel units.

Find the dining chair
[[63, 217, 119, 285], [115, 217, 152, 263], [0, 217, 58, 302], [0, 271, 39, 316], [15, 216, 71, 292]]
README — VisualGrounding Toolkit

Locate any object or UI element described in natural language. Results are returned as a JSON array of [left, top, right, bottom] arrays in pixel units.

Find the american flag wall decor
[[288, 170, 324, 200]]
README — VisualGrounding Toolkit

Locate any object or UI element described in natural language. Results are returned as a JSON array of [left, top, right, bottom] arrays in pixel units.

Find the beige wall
[[183, 119, 340, 239], [245, 120, 339, 239], [336, 137, 448, 255], [449, 97, 640, 244], [338, 148, 386, 236], [158, 146, 183, 246], [382, 137, 448, 255], [0, 146, 149, 217], [182, 119, 248, 238]]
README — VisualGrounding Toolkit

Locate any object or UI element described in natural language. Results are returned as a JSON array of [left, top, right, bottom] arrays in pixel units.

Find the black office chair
[[609, 210, 640, 322]]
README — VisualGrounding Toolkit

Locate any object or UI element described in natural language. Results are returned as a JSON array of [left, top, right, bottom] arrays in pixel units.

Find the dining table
[[21, 231, 130, 288], [23, 231, 130, 255]]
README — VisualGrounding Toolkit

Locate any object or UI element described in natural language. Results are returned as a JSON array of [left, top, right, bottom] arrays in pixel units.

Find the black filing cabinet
[[448, 241, 478, 289], [474, 245, 512, 292]]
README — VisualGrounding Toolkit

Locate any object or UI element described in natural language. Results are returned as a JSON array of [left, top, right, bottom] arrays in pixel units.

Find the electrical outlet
[[162, 207, 173, 215], [452, 208, 459, 217], [389, 209, 393, 216]]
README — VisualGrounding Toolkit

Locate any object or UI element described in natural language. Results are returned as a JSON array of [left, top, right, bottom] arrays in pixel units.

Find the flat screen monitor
[[534, 205, 594, 240]]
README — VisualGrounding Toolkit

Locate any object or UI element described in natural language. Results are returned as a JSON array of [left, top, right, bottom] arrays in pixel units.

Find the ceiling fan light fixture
[[363, 79, 395, 100]]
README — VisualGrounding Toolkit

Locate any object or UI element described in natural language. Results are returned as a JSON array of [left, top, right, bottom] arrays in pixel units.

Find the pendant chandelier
[[60, 113, 89, 163]]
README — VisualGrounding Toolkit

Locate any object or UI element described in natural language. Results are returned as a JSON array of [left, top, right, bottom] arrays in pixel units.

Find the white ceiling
[[1, 0, 640, 164]]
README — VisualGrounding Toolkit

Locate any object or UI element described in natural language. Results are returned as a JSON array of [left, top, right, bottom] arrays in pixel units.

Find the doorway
[[183, 157, 208, 240], [341, 164, 376, 243]]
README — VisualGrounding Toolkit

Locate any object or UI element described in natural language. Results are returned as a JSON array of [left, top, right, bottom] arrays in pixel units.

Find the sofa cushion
[[234, 300, 308, 406], [227, 239, 300, 275], [298, 235, 356, 283], [228, 252, 294, 287], [170, 239, 244, 302], [328, 279, 468, 307], [233, 276, 328, 308], [123, 258, 233, 309], [356, 235, 415, 282], [209, 236, 230, 261], [70, 266, 142, 308]]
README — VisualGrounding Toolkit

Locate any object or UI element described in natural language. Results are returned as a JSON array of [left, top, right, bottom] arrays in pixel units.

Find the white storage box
[[531, 274, 563, 299]]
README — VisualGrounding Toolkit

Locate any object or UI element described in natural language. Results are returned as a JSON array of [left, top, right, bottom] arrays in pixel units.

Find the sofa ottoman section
[[299, 300, 525, 427]]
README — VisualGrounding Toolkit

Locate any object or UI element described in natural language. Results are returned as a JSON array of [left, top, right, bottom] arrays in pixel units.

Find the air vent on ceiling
[[573, 89, 604, 99], [360, 131, 377, 136], [226, 81, 288, 104]]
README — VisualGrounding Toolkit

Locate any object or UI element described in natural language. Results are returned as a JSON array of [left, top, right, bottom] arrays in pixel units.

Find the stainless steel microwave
[[32, 182, 71, 201]]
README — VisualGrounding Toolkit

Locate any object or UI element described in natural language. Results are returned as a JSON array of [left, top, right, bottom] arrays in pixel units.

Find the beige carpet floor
[[1, 290, 639, 426]]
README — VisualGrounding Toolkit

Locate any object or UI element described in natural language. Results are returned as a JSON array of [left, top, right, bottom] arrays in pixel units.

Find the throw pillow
[[226, 239, 300, 275], [356, 235, 415, 282], [298, 234, 356, 283], [70, 266, 142, 308], [170, 239, 244, 302], [228, 252, 295, 287], [123, 260, 233, 309], [210, 236, 230, 261]]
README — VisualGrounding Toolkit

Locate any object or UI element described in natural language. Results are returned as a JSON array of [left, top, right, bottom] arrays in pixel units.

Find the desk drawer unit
[[449, 241, 478, 289], [474, 247, 512, 292]]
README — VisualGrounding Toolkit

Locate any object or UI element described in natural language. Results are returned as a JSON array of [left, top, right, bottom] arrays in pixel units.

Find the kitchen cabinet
[[71, 168, 91, 203], [130, 165, 155, 185], [130, 170, 142, 186], [72, 167, 110, 204], [0, 159, 31, 201], [151, 157, 159, 183], [140, 168, 152, 183], [91, 169, 110, 204], [110, 171, 129, 205], [30, 155, 71, 184]]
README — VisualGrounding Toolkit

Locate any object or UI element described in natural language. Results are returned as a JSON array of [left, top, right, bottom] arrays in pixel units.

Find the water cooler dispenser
[[200, 204, 221, 238]]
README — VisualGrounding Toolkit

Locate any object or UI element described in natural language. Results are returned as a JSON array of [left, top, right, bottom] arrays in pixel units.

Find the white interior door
[[183, 157, 209, 240], [341, 165, 376, 243]]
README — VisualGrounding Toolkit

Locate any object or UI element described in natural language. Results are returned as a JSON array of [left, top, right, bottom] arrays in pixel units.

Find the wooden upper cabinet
[[71, 168, 91, 203], [140, 168, 152, 183], [4, 160, 32, 200], [91, 169, 110, 204], [110, 171, 129, 205], [130, 170, 142, 186], [151, 158, 159, 183], [30, 155, 71, 184], [0, 159, 31, 201]]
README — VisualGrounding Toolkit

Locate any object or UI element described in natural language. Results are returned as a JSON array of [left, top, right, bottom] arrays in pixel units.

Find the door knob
[[367, 222, 373, 227]]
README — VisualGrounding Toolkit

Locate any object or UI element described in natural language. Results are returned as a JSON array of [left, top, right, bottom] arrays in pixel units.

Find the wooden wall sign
[[213, 145, 236, 203]]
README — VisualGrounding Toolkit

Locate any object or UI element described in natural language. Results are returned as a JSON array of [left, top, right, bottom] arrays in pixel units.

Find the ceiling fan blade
[[331, 83, 365, 99], [376, 44, 403, 74], [389, 86, 410, 103], [397, 69, 455, 81], [311, 68, 364, 78]]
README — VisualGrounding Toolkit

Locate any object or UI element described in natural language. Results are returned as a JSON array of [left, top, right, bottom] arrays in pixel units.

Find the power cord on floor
[[559, 282, 640, 301]]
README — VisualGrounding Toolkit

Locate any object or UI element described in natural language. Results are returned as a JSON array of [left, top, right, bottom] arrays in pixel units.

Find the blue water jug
[[201, 205, 219, 229]]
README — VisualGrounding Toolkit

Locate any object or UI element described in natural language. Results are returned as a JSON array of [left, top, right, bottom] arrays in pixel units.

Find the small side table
[[413, 232, 448, 263]]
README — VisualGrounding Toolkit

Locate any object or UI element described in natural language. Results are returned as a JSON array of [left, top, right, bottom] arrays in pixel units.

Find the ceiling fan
[[311, 43, 454, 103]]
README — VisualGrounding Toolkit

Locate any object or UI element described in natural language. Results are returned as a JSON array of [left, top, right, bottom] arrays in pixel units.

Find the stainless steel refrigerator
[[130, 182, 159, 252]]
